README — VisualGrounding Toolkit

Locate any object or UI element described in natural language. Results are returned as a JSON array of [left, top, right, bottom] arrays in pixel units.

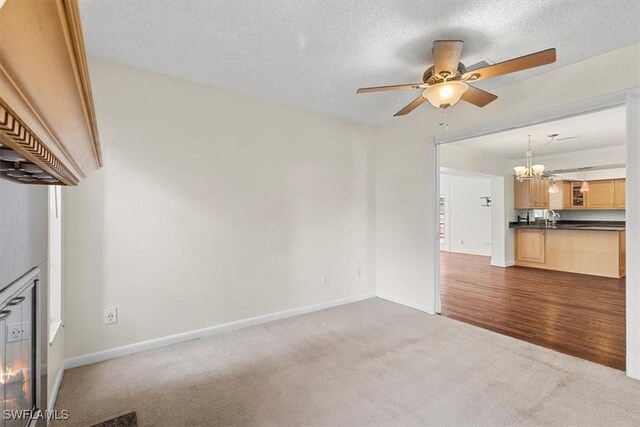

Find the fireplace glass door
[[0, 282, 35, 427]]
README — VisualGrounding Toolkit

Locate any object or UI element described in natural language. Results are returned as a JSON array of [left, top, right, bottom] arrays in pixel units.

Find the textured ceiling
[[453, 106, 626, 159], [79, 0, 640, 126]]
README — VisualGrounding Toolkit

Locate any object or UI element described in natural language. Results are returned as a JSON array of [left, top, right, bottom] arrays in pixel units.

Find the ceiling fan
[[357, 40, 556, 116]]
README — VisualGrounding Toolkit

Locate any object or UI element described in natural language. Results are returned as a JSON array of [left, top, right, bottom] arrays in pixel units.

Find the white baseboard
[[628, 353, 640, 380], [64, 293, 375, 370], [47, 360, 65, 412], [448, 248, 492, 257], [376, 293, 434, 314], [491, 259, 515, 268]]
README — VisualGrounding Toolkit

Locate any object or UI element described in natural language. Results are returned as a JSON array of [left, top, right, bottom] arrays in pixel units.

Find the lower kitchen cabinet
[[515, 229, 545, 264], [514, 228, 625, 278]]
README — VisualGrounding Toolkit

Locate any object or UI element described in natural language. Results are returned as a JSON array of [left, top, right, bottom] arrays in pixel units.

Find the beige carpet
[[55, 298, 640, 426]]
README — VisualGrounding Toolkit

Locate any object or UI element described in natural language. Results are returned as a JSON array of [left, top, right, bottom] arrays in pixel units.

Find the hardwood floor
[[440, 252, 626, 370]]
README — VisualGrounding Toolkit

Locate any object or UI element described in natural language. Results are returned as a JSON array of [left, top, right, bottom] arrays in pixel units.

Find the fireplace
[[0, 269, 41, 427]]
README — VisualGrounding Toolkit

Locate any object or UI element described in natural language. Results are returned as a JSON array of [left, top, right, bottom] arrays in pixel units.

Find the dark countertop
[[509, 220, 625, 232]]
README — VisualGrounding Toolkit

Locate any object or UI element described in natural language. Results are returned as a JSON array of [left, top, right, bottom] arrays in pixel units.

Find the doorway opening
[[439, 169, 494, 258], [435, 105, 628, 371]]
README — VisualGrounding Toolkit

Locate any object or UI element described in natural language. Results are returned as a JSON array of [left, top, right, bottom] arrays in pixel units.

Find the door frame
[[439, 185, 451, 253], [426, 88, 640, 379]]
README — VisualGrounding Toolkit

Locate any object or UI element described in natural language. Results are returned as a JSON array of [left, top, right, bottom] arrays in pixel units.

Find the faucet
[[545, 210, 560, 227]]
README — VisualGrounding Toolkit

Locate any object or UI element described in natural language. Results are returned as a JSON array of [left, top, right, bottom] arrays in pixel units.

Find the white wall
[[375, 43, 640, 313], [63, 58, 376, 358], [440, 173, 492, 256]]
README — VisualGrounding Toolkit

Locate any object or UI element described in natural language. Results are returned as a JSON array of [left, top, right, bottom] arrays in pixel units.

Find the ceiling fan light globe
[[423, 81, 469, 109]]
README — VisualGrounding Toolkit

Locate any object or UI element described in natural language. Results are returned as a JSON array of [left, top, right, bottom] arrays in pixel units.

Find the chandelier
[[513, 135, 546, 182]]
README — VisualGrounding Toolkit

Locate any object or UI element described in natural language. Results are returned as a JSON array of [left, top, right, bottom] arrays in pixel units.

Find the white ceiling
[[452, 106, 626, 159], [79, 0, 640, 126]]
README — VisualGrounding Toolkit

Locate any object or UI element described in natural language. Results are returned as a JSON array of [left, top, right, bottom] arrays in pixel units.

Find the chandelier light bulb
[[513, 166, 527, 178], [531, 164, 546, 176]]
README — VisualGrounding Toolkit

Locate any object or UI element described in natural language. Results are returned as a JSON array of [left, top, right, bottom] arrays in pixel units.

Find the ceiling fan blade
[[461, 85, 498, 107], [393, 96, 427, 116], [462, 48, 556, 82], [356, 83, 425, 94], [433, 40, 464, 76]]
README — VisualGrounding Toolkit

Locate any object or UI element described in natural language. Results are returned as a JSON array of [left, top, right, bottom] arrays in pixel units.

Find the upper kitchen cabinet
[[514, 178, 549, 209], [614, 179, 625, 208], [517, 179, 626, 211], [535, 179, 550, 208], [562, 181, 572, 209], [585, 180, 615, 209], [0, 0, 100, 185], [570, 181, 586, 209]]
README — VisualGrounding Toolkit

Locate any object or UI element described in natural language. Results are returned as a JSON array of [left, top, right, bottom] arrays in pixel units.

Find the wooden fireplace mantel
[[0, 0, 101, 185]]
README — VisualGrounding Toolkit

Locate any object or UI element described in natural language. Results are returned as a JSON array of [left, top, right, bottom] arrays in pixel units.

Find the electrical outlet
[[321, 276, 327, 287], [357, 268, 362, 277], [104, 307, 118, 325], [7, 322, 29, 343]]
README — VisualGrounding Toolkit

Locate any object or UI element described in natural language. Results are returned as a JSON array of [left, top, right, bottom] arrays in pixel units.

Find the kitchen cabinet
[[586, 180, 615, 209], [570, 182, 586, 209], [614, 179, 625, 208], [514, 178, 529, 209], [515, 229, 546, 264], [516, 178, 625, 211], [562, 181, 572, 209], [534, 179, 549, 208], [514, 178, 549, 209], [0, 0, 100, 185], [515, 228, 625, 278]]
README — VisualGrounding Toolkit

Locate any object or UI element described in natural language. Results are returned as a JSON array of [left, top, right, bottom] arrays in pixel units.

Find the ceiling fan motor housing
[[423, 62, 466, 84]]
